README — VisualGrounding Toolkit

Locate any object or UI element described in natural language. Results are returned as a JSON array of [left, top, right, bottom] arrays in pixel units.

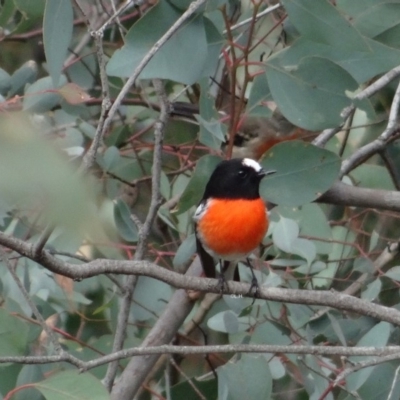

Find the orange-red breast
[[194, 158, 275, 288]]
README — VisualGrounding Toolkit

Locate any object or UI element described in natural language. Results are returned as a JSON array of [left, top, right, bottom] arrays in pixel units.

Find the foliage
[[1, 0, 400, 399]]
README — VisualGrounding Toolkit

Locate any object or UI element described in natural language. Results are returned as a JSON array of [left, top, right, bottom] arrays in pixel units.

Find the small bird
[[194, 158, 275, 293]]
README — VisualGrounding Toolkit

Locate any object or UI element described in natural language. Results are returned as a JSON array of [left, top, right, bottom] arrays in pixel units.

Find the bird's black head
[[202, 158, 273, 200]]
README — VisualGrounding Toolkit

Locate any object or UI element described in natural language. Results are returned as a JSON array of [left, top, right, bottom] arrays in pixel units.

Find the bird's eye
[[238, 169, 248, 178]]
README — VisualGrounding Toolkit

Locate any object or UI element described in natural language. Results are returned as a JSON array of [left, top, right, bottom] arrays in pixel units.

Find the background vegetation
[[1, 0, 400, 399]]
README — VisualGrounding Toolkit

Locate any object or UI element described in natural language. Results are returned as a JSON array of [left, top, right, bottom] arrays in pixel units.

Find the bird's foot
[[247, 276, 260, 305], [217, 273, 228, 293]]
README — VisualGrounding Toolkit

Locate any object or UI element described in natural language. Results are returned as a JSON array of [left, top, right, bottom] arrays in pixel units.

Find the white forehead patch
[[242, 158, 262, 172]]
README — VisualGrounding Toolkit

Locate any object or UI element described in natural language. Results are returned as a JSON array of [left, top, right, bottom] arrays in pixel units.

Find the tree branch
[[313, 65, 400, 148]]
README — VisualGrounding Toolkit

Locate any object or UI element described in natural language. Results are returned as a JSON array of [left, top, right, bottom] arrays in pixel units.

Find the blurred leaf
[[14, 0, 45, 18], [132, 277, 173, 321], [267, 56, 359, 130], [100, 146, 121, 172], [252, 320, 292, 345], [0, 0, 15, 26], [281, 0, 369, 51], [290, 238, 316, 266], [15, 365, 44, 400], [218, 355, 272, 400], [0, 68, 11, 95], [351, 164, 395, 190], [347, 322, 391, 391], [361, 278, 382, 301], [208, 310, 239, 333], [369, 230, 379, 252], [313, 226, 356, 288], [57, 83, 91, 105], [327, 313, 347, 346], [354, 257, 374, 273], [294, 260, 326, 275], [272, 216, 299, 253], [173, 233, 196, 267], [113, 199, 138, 242], [35, 370, 110, 400], [275, 204, 332, 254], [0, 309, 29, 356], [260, 141, 341, 206], [9, 60, 37, 96], [177, 155, 221, 214], [168, 377, 218, 400], [43, 0, 73, 86], [385, 266, 400, 281], [107, 2, 220, 85], [0, 113, 101, 233], [23, 75, 66, 112]]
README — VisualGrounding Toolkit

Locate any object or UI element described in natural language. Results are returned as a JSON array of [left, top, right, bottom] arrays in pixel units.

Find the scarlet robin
[[194, 158, 275, 293]]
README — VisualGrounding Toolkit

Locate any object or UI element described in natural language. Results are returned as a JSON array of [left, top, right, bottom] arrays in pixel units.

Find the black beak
[[259, 169, 276, 177]]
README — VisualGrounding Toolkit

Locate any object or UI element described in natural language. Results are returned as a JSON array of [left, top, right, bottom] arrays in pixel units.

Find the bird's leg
[[217, 260, 229, 292], [246, 258, 260, 302]]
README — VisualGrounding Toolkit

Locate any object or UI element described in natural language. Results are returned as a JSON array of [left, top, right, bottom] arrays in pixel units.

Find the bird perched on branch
[[194, 158, 275, 293]]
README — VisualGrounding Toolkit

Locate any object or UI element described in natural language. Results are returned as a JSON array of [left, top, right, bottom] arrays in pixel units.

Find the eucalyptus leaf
[[260, 141, 341, 206], [43, 0, 73, 86]]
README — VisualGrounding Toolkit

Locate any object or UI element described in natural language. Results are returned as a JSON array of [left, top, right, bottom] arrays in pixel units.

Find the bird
[[193, 158, 275, 294]]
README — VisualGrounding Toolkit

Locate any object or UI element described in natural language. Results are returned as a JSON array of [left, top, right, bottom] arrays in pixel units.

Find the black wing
[[195, 230, 216, 278]]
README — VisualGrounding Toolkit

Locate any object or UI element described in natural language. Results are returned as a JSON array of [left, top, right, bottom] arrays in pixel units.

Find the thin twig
[[334, 351, 400, 387], [103, 78, 170, 390], [224, 3, 281, 33], [339, 76, 400, 177], [1, 344, 400, 369], [313, 65, 400, 148]]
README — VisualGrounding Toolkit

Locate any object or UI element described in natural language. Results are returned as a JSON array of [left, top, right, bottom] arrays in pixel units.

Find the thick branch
[[318, 181, 400, 212], [1, 232, 400, 326]]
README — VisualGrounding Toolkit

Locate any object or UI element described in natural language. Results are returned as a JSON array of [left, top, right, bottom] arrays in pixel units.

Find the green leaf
[[246, 73, 273, 118], [385, 266, 400, 281], [313, 226, 356, 288], [35, 370, 110, 400], [16, 365, 44, 400], [281, 0, 369, 51], [354, 257, 374, 273], [177, 155, 221, 214], [278, 36, 400, 84], [352, 2, 400, 38], [101, 146, 121, 172], [272, 217, 299, 253], [0, 67, 11, 95], [9, 60, 37, 96], [351, 164, 395, 190], [173, 233, 196, 267], [260, 141, 341, 206], [267, 56, 359, 130], [275, 204, 332, 254], [43, 0, 73, 86], [347, 322, 391, 391], [0, 309, 29, 356], [290, 238, 316, 266], [208, 310, 238, 333], [113, 199, 138, 242], [361, 279, 382, 301], [132, 277, 173, 321], [218, 355, 272, 400], [106, 2, 220, 85], [196, 115, 226, 150], [14, 0, 46, 18], [23, 76, 66, 112]]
